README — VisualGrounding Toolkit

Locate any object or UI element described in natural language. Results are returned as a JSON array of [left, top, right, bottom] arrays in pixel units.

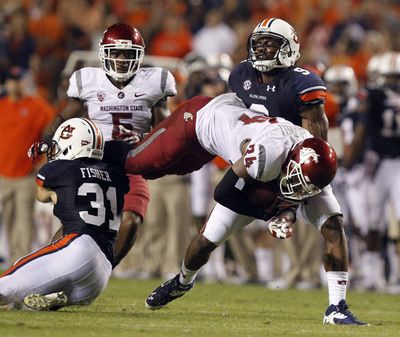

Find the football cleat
[[323, 299, 369, 325], [23, 291, 68, 311], [145, 274, 194, 310]]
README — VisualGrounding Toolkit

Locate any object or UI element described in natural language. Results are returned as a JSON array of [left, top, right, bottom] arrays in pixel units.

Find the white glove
[[28, 141, 49, 161], [116, 125, 142, 144], [266, 207, 295, 239]]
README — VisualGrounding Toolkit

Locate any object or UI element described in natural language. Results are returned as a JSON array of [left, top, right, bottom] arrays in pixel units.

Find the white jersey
[[67, 67, 176, 141], [196, 93, 312, 182]]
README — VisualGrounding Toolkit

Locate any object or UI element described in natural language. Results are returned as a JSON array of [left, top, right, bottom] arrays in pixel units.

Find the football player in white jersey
[[28, 23, 177, 267], [1, 118, 128, 310], [123, 93, 367, 325]]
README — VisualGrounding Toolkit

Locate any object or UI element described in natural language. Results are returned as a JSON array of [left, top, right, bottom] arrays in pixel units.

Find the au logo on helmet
[[60, 125, 75, 139]]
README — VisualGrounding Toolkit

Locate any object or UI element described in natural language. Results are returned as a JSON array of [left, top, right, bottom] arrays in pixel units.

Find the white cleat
[[23, 291, 68, 311]]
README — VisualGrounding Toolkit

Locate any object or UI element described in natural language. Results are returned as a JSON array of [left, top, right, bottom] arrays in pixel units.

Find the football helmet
[[324, 65, 358, 103], [378, 51, 400, 92], [248, 18, 300, 72], [366, 54, 383, 86], [279, 138, 337, 201], [48, 118, 104, 161], [99, 23, 145, 82]]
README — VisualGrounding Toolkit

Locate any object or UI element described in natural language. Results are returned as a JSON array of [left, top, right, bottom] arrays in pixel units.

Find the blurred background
[[0, 0, 400, 293]]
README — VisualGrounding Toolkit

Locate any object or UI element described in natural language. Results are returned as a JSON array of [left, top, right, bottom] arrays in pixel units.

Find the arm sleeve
[[214, 168, 269, 220], [163, 70, 177, 97], [36, 161, 70, 189]]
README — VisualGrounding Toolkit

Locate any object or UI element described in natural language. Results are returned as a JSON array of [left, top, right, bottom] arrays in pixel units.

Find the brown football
[[243, 179, 280, 208]]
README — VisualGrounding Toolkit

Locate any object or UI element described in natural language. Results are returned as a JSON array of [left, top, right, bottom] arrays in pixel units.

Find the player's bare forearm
[[51, 226, 64, 243], [151, 98, 170, 126], [342, 124, 366, 169], [113, 213, 141, 267], [300, 105, 328, 140]]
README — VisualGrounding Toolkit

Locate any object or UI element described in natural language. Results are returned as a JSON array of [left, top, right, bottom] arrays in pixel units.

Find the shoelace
[[337, 302, 358, 320]]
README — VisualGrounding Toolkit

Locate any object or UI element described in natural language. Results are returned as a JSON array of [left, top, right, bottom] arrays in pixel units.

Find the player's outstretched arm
[[300, 104, 329, 140], [36, 186, 57, 204], [214, 159, 272, 221], [113, 212, 142, 268], [28, 99, 84, 161]]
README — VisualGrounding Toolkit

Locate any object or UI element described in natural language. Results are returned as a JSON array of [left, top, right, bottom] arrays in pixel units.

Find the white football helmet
[[378, 51, 400, 92], [248, 18, 300, 72], [366, 53, 384, 85], [48, 118, 104, 161], [99, 23, 145, 82], [324, 65, 358, 103]]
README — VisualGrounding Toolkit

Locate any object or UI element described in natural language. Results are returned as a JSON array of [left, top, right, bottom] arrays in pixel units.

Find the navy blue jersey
[[36, 158, 129, 262], [364, 88, 400, 158], [228, 61, 326, 126], [338, 96, 368, 165]]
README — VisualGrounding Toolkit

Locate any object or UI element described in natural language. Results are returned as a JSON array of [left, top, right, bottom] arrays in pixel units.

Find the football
[[243, 179, 280, 209]]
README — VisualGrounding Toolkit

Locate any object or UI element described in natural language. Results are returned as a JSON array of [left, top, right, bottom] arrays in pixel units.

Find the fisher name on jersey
[[67, 67, 177, 141], [36, 158, 129, 263], [228, 61, 326, 126], [195, 93, 312, 182]]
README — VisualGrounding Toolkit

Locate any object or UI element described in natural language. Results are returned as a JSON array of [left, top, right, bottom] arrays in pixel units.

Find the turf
[[0, 277, 399, 337]]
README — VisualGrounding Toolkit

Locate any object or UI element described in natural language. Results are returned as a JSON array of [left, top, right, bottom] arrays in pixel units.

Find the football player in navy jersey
[[0, 118, 129, 311], [324, 65, 369, 288], [228, 18, 367, 325], [357, 52, 400, 291]]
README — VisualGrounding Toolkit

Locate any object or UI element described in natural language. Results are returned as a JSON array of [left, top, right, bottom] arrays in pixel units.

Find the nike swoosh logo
[[135, 93, 145, 97]]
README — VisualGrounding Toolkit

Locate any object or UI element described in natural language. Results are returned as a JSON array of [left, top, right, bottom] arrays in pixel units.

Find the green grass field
[[0, 277, 399, 337]]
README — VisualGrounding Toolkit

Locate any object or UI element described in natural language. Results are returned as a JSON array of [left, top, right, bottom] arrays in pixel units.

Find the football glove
[[28, 141, 49, 161], [116, 125, 142, 144], [266, 197, 299, 239], [267, 214, 294, 239]]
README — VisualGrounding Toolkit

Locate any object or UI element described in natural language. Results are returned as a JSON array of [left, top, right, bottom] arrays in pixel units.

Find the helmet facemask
[[99, 43, 144, 82], [278, 138, 338, 201], [279, 159, 322, 201], [248, 18, 300, 73], [248, 33, 293, 72]]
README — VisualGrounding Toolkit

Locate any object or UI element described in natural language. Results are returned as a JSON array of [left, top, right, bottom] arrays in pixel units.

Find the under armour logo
[[183, 112, 193, 121], [265, 85, 276, 92]]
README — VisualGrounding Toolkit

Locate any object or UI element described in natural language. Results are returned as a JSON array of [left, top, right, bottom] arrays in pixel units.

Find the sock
[[255, 248, 274, 283], [360, 252, 374, 288], [326, 271, 348, 305], [179, 261, 199, 285], [387, 241, 400, 284], [369, 252, 385, 288]]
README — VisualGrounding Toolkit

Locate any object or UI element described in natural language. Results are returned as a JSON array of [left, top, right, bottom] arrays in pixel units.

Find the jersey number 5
[[78, 183, 120, 230], [111, 113, 134, 139]]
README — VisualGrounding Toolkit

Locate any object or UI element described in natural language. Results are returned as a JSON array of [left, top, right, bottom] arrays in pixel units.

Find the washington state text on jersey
[[100, 105, 144, 112]]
